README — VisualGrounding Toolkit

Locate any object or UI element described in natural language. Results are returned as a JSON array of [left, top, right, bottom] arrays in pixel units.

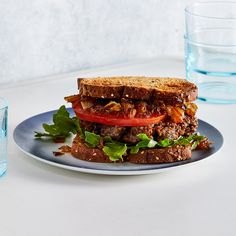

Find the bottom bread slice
[[71, 135, 192, 164]]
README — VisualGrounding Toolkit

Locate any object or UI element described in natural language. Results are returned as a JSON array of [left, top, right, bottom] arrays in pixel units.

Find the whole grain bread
[[78, 76, 198, 104], [71, 135, 192, 164]]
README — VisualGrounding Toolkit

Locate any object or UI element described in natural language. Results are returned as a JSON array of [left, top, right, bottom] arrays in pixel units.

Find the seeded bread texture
[[71, 135, 192, 164], [78, 76, 198, 104]]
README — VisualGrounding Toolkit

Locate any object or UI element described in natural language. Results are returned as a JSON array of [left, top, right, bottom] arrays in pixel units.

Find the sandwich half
[[65, 76, 209, 164]]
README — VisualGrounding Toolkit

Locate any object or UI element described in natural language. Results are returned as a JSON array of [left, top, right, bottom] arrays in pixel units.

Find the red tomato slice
[[72, 103, 165, 127]]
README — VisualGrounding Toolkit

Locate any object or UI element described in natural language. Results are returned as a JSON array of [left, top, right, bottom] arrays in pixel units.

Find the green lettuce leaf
[[157, 139, 172, 147], [136, 133, 150, 141], [102, 138, 127, 162], [84, 131, 100, 148], [34, 105, 81, 141], [130, 137, 157, 154], [130, 133, 205, 154], [174, 133, 205, 149]]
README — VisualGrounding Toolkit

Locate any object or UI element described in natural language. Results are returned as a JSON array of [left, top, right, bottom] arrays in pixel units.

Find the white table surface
[[1, 57, 235, 236]]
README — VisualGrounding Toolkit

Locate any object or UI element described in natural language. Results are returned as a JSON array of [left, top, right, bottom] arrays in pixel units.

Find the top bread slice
[[78, 76, 198, 104]]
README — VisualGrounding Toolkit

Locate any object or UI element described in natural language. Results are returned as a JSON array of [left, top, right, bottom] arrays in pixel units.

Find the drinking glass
[[185, 1, 236, 103], [0, 97, 8, 177]]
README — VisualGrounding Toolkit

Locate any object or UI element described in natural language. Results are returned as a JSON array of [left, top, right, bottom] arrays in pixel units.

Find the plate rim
[[13, 108, 224, 175]]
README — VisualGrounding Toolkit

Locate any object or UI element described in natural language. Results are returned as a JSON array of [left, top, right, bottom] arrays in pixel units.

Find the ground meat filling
[[155, 116, 198, 140], [123, 125, 155, 143], [100, 126, 126, 140], [80, 96, 163, 118], [75, 96, 198, 144], [79, 115, 198, 144]]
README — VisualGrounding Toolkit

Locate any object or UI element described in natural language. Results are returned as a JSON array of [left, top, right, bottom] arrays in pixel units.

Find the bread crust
[[78, 76, 198, 104], [71, 135, 192, 164]]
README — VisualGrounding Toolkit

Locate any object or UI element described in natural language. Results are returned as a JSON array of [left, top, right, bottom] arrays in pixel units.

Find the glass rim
[[185, 1, 236, 20], [0, 97, 8, 110], [184, 35, 236, 47]]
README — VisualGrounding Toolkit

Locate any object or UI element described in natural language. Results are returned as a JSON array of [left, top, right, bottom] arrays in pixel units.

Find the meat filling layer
[[66, 95, 199, 144], [66, 95, 198, 121], [79, 115, 198, 144]]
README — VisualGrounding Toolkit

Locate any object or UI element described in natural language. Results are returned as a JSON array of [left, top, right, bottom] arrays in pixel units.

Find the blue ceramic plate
[[13, 108, 223, 175]]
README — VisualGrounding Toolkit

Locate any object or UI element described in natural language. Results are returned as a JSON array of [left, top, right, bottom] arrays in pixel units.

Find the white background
[[0, 0, 207, 84]]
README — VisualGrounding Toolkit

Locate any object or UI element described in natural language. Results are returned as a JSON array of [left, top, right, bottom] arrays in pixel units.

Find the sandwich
[[64, 76, 210, 164]]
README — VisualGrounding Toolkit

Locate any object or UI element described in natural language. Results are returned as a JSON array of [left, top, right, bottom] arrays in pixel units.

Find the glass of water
[[185, 1, 236, 103], [0, 97, 8, 177]]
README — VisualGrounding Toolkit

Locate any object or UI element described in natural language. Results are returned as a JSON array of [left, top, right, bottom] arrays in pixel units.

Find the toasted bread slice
[[78, 76, 198, 104], [71, 135, 192, 164]]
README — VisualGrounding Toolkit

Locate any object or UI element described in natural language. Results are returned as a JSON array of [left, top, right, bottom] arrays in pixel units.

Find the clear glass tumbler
[[185, 1, 236, 103], [0, 97, 8, 177]]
